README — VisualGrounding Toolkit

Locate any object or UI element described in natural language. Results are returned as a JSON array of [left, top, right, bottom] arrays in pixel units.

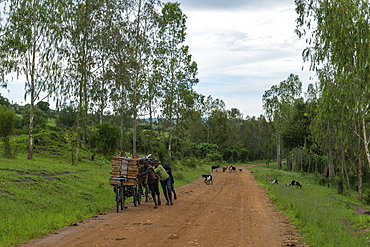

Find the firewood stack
[[109, 157, 139, 186]]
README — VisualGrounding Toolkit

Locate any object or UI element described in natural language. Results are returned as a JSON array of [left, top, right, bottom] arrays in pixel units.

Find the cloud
[[173, 0, 294, 11], [178, 2, 315, 117]]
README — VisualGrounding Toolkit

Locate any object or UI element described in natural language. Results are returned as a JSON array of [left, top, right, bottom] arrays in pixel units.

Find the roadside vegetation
[[249, 164, 370, 247], [0, 151, 216, 247]]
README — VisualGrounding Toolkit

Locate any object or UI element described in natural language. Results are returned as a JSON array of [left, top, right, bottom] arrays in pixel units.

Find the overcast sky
[[0, 0, 314, 118], [173, 0, 314, 117]]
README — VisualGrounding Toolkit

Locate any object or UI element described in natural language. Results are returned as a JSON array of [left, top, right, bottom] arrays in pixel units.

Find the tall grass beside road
[[249, 165, 370, 247], [0, 155, 115, 247]]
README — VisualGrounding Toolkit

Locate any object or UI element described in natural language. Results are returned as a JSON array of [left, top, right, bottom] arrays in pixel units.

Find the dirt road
[[19, 165, 305, 247]]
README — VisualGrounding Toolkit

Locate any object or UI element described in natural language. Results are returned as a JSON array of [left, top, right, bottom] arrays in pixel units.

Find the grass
[[0, 149, 218, 247], [249, 164, 370, 247], [0, 154, 115, 247]]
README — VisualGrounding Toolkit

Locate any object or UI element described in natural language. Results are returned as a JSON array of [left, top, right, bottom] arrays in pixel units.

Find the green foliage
[[281, 99, 310, 150], [196, 143, 220, 158], [206, 152, 222, 162], [222, 143, 249, 163], [0, 94, 10, 107], [20, 105, 48, 132], [55, 105, 77, 128], [88, 122, 121, 156], [250, 165, 370, 246], [36, 101, 50, 115], [0, 106, 16, 158]]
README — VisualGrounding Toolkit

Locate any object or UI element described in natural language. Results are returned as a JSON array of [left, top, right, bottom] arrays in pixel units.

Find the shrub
[[206, 152, 222, 161], [88, 122, 121, 156], [0, 105, 16, 158], [196, 143, 220, 158]]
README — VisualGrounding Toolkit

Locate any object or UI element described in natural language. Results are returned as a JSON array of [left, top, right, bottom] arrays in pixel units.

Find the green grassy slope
[[249, 164, 370, 247], [0, 154, 114, 246]]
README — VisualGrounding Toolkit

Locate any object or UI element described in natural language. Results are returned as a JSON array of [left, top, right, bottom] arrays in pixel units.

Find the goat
[[270, 179, 278, 184], [222, 166, 228, 172], [291, 180, 302, 188], [229, 165, 236, 172], [285, 183, 291, 187], [202, 174, 213, 185], [211, 165, 220, 172]]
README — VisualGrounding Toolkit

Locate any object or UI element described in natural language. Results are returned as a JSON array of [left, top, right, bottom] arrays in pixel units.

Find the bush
[[206, 152, 222, 161], [88, 122, 121, 156], [0, 105, 16, 158], [196, 143, 220, 158], [20, 105, 48, 131], [179, 156, 198, 168], [318, 177, 328, 186]]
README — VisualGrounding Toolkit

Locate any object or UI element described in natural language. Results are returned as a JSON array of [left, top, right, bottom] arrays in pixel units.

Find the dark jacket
[[138, 166, 158, 185], [165, 166, 174, 184]]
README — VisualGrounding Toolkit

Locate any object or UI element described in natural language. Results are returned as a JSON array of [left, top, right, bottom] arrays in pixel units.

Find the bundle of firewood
[[109, 157, 139, 186]]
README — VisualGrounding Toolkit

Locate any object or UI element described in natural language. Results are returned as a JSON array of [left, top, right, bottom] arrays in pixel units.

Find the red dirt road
[[18, 165, 305, 247]]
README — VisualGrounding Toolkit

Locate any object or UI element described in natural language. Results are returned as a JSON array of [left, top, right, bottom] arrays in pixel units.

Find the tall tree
[[1, 0, 64, 159], [295, 0, 370, 197], [129, 0, 162, 157], [263, 74, 302, 169], [158, 2, 198, 157], [61, 0, 106, 165]]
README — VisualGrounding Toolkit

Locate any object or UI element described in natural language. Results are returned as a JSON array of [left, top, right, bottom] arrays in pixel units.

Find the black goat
[[270, 179, 278, 184], [211, 165, 220, 172], [202, 174, 213, 185], [291, 180, 302, 188], [229, 165, 236, 172]]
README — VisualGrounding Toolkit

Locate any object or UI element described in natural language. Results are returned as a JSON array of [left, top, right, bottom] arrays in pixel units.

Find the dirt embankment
[[18, 165, 305, 247]]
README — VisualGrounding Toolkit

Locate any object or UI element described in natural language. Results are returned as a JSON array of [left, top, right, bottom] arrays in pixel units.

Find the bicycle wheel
[[137, 184, 142, 205], [121, 185, 126, 210], [133, 186, 138, 207], [115, 184, 122, 213]]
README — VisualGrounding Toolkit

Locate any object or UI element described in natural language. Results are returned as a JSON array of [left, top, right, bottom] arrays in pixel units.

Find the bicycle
[[133, 182, 142, 207], [111, 177, 128, 213]]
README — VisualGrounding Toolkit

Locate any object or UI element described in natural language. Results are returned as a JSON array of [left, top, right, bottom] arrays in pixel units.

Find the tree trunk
[[149, 106, 154, 154], [132, 0, 142, 158], [28, 17, 37, 160], [277, 132, 281, 170], [133, 109, 137, 157], [327, 147, 335, 188], [358, 139, 363, 201], [168, 122, 173, 157], [361, 113, 370, 169]]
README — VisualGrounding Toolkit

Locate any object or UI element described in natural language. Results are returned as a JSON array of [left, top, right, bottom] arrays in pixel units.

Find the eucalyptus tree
[[295, 0, 370, 197], [262, 74, 302, 169], [89, 0, 123, 125], [1, 0, 65, 159], [281, 98, 311, 171], [240, 115, 265, 161], [129, 0, 162, 157], [108, 6, 134, 156], [227, 108, 244, 149], [60, 0, 108, 165], [207, 109, 228, 151], [202, 96, 226, 143], [258, 115, 276, 164], [144, 57, 162, 154], [157, 2, 198, 156]]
